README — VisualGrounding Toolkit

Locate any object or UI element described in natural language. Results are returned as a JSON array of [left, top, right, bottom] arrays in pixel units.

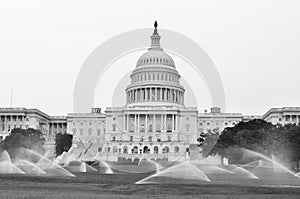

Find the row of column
[[49, 123, 67, 137], [0, 115, 27, 132], [122, 114, 178, 133], [283, 115, 300, 124], [131, 73, 179, 84], [127, 87, 184, 104]]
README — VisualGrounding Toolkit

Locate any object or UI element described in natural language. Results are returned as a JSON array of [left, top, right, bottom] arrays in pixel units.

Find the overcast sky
[[1, 0, 300, 116]]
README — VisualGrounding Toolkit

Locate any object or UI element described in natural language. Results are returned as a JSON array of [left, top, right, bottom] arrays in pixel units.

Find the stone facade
[[262, 107, 300, 125]]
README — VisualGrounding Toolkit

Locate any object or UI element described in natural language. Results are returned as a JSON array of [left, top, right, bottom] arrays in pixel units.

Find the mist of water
[[136, 160, 211, 184], [242, 148, 299, 178]]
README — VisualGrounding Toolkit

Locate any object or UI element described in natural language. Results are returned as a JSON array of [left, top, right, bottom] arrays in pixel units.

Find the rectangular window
[[167, 124, 172, 131], [130, 136, 133, 142], [168, 136, 171, 142], [185, 124, 190, 132], [112, 124, 116, 132], [156, 124, 161, 132]]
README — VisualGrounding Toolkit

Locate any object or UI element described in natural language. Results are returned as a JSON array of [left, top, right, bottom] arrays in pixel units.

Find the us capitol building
[[1, 23, 300, 161]]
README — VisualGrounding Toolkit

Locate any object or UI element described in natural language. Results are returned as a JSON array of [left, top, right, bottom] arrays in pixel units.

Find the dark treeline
[[55, 133, 73, 157], [209, 119, 300, 170], [0, 128, 45, 160]]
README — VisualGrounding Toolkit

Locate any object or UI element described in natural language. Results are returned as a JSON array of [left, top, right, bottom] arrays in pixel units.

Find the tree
[[209, 119, 300, 169], [0, 128, 45, 159], [55, 133, 73, 157], [209, 119, 274, 163]]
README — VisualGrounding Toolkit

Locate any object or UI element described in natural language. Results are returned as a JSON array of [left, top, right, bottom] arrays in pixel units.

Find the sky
[[0, 0, 300, 116]]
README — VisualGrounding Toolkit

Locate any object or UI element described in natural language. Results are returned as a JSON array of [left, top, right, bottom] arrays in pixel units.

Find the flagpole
[[10, 88, 13, 108]]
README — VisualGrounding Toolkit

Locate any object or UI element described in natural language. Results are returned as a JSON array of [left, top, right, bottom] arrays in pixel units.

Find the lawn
[[1, 172, 300, 199]]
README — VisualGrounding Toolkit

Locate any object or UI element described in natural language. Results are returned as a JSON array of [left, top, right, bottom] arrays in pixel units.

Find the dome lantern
[[150, 20, 161, 49]]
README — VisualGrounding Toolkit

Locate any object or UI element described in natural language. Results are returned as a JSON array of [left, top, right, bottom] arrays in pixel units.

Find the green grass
[[1, 172, 300, 199]]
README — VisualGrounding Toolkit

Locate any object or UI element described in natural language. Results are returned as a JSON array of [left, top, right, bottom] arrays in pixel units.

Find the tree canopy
[[0, 128, 45, 159], [55, 133, 73, 157], [209, 119, 300, 168]]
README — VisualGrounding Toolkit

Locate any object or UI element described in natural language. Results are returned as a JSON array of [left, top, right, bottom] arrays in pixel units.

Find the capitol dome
[[136, 48, 175, 68], [125, 21, 185, 106]]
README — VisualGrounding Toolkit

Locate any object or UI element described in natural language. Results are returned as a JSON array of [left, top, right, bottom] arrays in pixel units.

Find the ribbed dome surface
[[136, 49, 175, 68]]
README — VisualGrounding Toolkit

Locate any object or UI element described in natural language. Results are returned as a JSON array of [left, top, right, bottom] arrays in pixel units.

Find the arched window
[[97, 128, 101, 136], [174, 146, 179, 153], [154, 146, 159, 154], [113, 146, 118, 153], [162, 146, 169, 153], [107, 147, 111, 153], [132, 146, 138, 154], [143, 146, 150, 153], [123, 146, 128, 154]]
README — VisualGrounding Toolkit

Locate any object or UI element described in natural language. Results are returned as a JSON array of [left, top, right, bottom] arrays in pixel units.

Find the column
[[51, 123, 54, 137], [172, 114, 175, 132], [137, 114, 140, 132], [175, 115, 178, 131], [133, 90, 135, 102], [123, 115, 125, 132], [164, 114, 167, 132], [4, 116, 6, 132], [153, 114, 156, 132], [127, 114, 129, 132], [132, 90, 134, 102], [165, 89, 167, 101], [134, 114, 137, 132], [297, 115, 299, 125], [290, 115, 292, 123], [57, 123, 59, 134], [138, 89, 141, 102], [145, 88, 148, 101], [145, 114, 148, 133], [62, 123, 64, 134], [161, 114, 163, 132], [160, 88, 163, 101], [155, 87, 157, 101]]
